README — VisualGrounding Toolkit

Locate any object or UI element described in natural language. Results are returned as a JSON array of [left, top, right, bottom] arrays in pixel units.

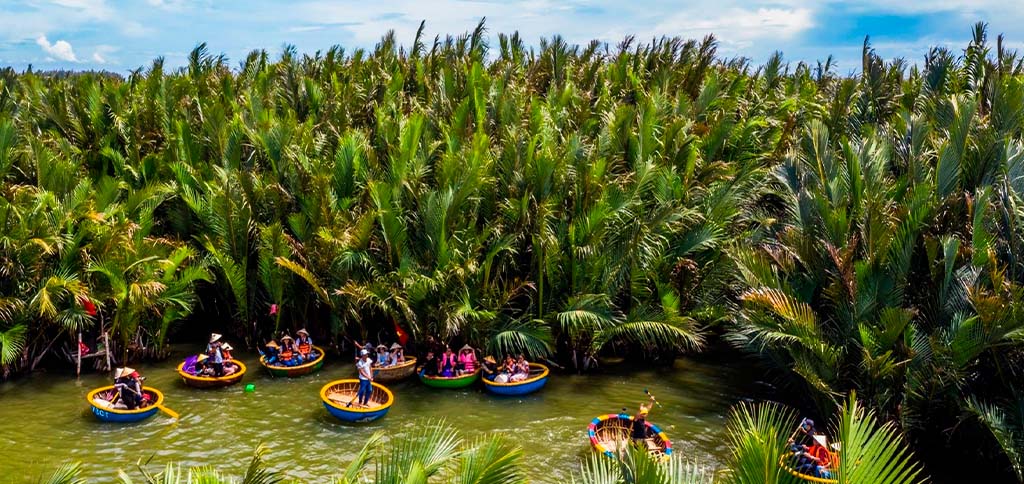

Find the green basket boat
[[419, 368, 480, 388]]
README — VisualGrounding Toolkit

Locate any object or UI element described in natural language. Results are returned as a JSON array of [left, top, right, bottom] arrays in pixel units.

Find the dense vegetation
[[2, 20, 1024, 481], [39, 399, 921, 483]]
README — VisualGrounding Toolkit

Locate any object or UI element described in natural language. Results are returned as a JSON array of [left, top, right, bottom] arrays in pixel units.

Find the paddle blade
[[158, 405, 180, 421]]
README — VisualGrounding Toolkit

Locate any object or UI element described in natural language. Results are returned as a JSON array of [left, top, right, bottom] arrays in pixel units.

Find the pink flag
[[270, 304, 278, 316]]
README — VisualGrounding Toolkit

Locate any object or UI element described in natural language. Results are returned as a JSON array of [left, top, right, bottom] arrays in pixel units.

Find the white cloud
[[656, 7, 815, 47], [49, 0, 113, 20], [36, 35, 79, 62]]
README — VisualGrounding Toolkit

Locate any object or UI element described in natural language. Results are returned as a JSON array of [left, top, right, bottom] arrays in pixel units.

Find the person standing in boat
[[295, 329, 314, 361], [350, 349, 374, 408], [631, 395, 657, 443], [206, 333, 225, 376]]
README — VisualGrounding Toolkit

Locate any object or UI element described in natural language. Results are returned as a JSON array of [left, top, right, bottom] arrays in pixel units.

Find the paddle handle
[[157, 404, 180, 421], [644, 389, 664, 407]]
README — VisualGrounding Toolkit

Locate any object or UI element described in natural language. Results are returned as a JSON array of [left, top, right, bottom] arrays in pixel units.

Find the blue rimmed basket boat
[[86, 386, 164, 423], [587, 413, 672, 460], [320, 379, 394, 423], [482, 363, 549, 395]]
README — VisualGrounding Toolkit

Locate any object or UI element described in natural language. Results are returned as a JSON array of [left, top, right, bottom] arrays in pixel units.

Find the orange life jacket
[[809, 445, 832, 467], [298, 343, 311, 355], [279, 348, 294, 360]]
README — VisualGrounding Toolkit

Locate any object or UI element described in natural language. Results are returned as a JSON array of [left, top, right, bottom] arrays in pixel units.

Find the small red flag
[[394, 321, 409, 346], [78, 341, 91, 355], [80, 297, 97, 316], [270, 304, 278, 316]]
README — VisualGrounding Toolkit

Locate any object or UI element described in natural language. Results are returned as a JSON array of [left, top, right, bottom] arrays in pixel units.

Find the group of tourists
[[191, 333, 238, 377], [417, 345, 480, 377], [788, 418, 840, 479], [482, 354, 532, 383], [262, 329, 319, 367], [353, 340, 405, 368], [111, 367, 150, 410]]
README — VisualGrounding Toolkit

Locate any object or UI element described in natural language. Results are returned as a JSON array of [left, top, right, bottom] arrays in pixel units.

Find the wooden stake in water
[[76, 332, 82, 377]]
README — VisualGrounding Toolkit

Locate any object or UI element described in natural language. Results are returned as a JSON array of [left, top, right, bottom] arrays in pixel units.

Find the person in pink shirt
[[457, 345, 478, 375]]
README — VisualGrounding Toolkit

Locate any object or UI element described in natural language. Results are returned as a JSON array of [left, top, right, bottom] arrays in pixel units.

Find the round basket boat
[[371, 357, 418, 383], [587, 413, 673, 460], [419, 368, 481, 389], [86, 386, 165, 423], [779, 452, 839, 483], [320, 379, 395, 423], [483, 363, 549, 395], [259, 346, 325, 377], [176, 360, 247, 388]]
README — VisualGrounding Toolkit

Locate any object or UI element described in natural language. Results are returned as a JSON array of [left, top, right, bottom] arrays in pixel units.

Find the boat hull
[[483, 363, 549, 395], [372, 357, 417, 382], [320, 379, 394, 423], [260, 346, 325, 377], [177, 360, 247, 388], [419, 369, 480, 388], [587, 413, 673, 459], [87, 386, 164, 423]]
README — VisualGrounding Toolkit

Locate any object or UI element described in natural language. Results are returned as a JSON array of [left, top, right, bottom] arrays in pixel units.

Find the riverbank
[[0, 349, 762, 482]]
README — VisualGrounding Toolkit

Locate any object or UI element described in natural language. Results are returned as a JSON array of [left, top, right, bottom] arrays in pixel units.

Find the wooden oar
[[644, 388, 664, 408]]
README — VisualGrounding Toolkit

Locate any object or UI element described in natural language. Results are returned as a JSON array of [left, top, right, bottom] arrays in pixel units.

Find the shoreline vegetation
[[2, 19, 1023, 482]]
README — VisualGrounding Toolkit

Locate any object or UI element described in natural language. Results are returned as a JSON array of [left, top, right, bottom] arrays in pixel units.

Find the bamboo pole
[[77, 332, 82, 377], [103, 331, 112, 371]]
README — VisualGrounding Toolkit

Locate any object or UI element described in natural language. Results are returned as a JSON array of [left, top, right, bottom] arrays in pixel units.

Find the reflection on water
[[0, 349, 761, 482]]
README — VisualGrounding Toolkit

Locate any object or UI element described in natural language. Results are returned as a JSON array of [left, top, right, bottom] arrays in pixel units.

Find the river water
[[0, 349, 761, 482]]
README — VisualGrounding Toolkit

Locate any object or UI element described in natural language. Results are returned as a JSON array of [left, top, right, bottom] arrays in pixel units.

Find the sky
[[1, 0, 1022, 74]]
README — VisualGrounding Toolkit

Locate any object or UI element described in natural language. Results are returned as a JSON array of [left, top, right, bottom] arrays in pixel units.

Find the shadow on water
[[0, 346, 768, 482]]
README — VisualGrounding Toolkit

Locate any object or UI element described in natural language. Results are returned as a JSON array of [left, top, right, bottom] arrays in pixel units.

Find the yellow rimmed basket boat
[[778, 452, 839, 483], [320, 379, 394, 423], [259, 346, 325, 377], [176, 360, 247, 388], [371, 357, 417, 383], [482, 362, 549, 395], [86, 386, 165, 423], [587, 413, 672, 460]]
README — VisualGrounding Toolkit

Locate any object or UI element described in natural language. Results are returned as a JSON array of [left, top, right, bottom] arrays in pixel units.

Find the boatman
[[631, 394, 657, 444], [206, 333, 225, 376], [350, 349, 374, 408]]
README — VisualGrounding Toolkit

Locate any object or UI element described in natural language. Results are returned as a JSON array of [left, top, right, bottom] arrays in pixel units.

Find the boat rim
[[320, 378, 395, 413], [86, 385, 165, 414], [482, 362, 549, 387], [376, 356, 416, 371], [419, 368, 481, 381], [778, 452, 839, 483], [176, 360, 247, 382], [259, 345, 325, 370]]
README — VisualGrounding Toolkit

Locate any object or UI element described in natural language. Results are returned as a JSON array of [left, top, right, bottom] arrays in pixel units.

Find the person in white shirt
[[351, 349, 374, 407]]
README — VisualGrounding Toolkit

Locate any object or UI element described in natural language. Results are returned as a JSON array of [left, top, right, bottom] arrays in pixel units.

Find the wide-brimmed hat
[[265, 341, 280, 349], [813, 435, 828, 447], [197, 354, 209, 362], [483, 356, 496, 364], [390, 343, 403, 350], [360, 349, 369, 355], [297, 328, 309, 335], [221, 343, 234, 351], [460, 344, 473, 352], [376, 344, 387, 350], [210, 333, 222, 343], [280, 334, 294, 341]]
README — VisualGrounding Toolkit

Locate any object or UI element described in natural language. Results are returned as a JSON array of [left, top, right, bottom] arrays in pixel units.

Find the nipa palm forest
[[3, 20, 1024, 483]]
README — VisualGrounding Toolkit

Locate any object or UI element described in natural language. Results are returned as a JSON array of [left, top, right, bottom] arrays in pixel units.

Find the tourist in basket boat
[[113, 367, 146, 410], [295, 329, 314, 361], [350, 349, 374, 408], [388, 343, 404, 366], [418, 350, 439, 377], [494, 355, 515, 383], [278, 335, 297, 365], [457, 345, 477, 375], [804, 435, 835, 478], [375, 344, 391, 367], [509, 354, 530, 382], [206, 333, 226, 376], [439, 346, 457, 377]]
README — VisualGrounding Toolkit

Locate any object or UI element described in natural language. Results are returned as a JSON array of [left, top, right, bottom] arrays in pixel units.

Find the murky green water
[[0, 350, 759, 482]]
